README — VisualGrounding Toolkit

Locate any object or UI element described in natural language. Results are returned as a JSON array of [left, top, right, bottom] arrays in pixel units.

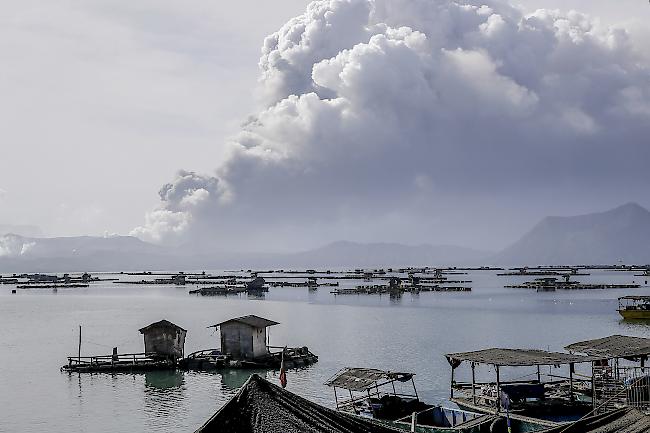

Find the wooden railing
[[66, 352, 159, 367]]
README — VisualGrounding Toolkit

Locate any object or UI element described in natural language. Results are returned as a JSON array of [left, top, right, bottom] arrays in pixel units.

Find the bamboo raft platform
[[505, 278, 640, 290], [16, 283, 89, 289], [268, 281, 339, 288], [62, 352, 176, 373], [180, 346, 318, 370], [331, 285, 471, 295], [188, 286, 247, 296]]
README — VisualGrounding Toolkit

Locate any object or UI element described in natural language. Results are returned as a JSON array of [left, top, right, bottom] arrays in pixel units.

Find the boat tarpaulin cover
[[324, 367, 414, 392], [445, 348, 589, 367], [536, 407, 650, 433], [565, 335, 650, 359], [194, 374, 404, 433]]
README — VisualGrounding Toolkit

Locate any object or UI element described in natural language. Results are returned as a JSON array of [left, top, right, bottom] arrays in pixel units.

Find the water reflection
[[220, 369, 266, 390], [145, 370, 185, 390], [143, 371, 187, 431]]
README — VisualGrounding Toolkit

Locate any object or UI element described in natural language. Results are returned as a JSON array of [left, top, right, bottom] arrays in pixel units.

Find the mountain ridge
[[2, 202, 650, 271], [493, 202, 650, 265]]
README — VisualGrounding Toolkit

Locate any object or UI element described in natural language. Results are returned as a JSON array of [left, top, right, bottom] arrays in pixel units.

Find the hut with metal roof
[[138, 319, 187, 360], [211, 315, 279, 361]]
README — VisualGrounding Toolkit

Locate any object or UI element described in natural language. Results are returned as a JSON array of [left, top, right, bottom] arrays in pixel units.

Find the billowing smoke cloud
[[133, 0, 650, 250]]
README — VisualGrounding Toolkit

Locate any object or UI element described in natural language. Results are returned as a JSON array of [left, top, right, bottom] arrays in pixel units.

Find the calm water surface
[[2, 270, 650, 432]]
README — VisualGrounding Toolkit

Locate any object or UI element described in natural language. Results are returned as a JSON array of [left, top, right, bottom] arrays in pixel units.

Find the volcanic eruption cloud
[[132, 0, 650, 250]]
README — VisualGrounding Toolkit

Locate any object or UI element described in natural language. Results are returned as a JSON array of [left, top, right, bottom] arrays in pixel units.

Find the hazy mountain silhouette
[[494, 203, 650, 265], [2, 203, 650, 272], [278, 241, 489, 268]]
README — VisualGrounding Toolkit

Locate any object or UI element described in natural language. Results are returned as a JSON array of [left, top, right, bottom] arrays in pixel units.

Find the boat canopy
[[324, 367, 415, 392], [445, 348, 590, 368], [195, 374, 403, 433], [535, 407, 650, 433], [565, 335, 650, 359]]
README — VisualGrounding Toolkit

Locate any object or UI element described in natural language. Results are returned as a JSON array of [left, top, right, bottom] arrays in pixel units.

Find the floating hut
[[139, 319, 187, 361], [180, 315, 318, 370], [216, 315, 279, 361], [62, 319, 186, 373]]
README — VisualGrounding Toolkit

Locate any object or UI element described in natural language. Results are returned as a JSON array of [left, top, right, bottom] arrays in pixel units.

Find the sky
[[1, 0, 649, 252]]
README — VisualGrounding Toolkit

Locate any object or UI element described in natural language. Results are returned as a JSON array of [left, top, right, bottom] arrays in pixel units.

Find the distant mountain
[[0, 224, 43, 237], [4, 202, 649, 272], [278, 241, 491, 268], [0, 235, 491, 272], [0, 234, 174, 272], [494, 203, 650, 265]]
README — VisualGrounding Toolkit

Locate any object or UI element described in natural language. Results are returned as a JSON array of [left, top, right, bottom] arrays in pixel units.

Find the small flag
[[279, 347, 287, 388]]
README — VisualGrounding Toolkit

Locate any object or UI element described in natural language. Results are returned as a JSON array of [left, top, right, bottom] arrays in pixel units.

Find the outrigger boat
[[445, 348, 594, 426], [324, 367, 548, 432], [198, 374, 556, 433], [325, 368, 430, 420], [617, 296, 650, 320]]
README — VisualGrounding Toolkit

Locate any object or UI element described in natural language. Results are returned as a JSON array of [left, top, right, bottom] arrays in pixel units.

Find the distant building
[[138, 320, 187, 360], [246, 277, 266, 291], [213, 315, 279, 361]]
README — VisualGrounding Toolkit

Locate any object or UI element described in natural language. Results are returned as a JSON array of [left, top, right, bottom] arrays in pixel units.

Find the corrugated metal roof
[[445, 348, 590, 367], [324, 367, 414, 392], [565, 335, 650, 359], [138, 319, 186, 333], [212, 315, 280, 329]]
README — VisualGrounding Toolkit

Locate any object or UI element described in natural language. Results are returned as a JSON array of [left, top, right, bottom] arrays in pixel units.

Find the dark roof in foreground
[[565, 335, 650, 359], [324, 368, 414, 392], [211, 315, 280, 329], [445, 348, 590, 367], [195, 374, 403, 433], [138, 319, 186, 333], [536, 407, 650, 433]]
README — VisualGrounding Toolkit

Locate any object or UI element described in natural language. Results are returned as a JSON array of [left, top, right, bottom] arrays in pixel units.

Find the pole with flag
[[279, 346, 287, 388]]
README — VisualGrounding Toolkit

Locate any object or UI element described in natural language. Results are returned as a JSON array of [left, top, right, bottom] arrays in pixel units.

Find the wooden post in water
[[569, 363, 574, 402], [450, 365, 455, 399], [495, 366, 501, 413], [78, 325, 82, 363], [591, 361, 596, 411], [410, 412, 416, 432], [471, 362, 477, 405]]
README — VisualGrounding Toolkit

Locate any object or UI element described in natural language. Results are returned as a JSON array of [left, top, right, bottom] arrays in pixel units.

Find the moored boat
[[617, 296, 650, 320]]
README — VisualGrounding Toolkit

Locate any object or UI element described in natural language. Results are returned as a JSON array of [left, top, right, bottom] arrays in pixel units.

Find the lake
[[2, 269, 649, 432]]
